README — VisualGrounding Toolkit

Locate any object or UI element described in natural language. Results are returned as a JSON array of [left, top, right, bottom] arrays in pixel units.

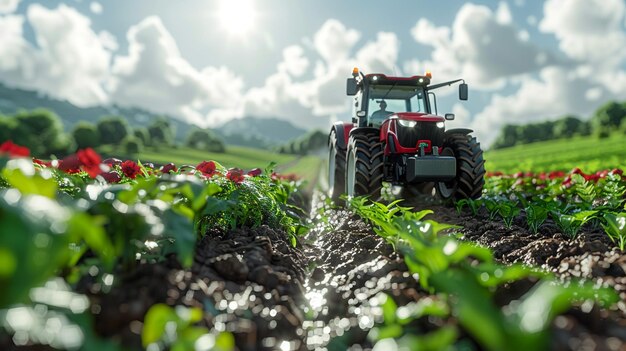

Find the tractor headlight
[[398, 120, 417, 128], [436, 122, 445, 128]]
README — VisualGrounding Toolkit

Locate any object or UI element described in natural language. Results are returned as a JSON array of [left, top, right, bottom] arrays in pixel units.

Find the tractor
[[328, 68, 485, 202]]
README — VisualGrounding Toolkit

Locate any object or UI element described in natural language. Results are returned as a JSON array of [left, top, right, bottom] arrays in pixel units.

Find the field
[[0, 139, 625, 351], [485, 133, 626, 173]]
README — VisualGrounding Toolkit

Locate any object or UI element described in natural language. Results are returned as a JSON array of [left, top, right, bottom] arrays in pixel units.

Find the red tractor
[[328, 68, 485, 202]]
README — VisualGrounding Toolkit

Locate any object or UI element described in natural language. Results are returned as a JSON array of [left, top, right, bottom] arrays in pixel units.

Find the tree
[[97, 116, 129, 145], [12, 109, 73, 157], [552, 116, 583, 138], [591, 101, 626, 133], [72, 122, 100, 149], [123, 136, 143, 154], [185, 129, 225, 153], [0, 116, 16, 144], [491, 124, 520, 149], [148, 118, 175, 146], [133, 127, 150, 146]]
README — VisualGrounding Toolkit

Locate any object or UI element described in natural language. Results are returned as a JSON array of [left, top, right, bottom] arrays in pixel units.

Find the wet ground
[[3, 191, 626, 350]]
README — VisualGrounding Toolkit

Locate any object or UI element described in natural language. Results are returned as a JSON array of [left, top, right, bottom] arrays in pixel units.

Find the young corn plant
[[602, 212, 626, 250], [455, 198, 482, 216]]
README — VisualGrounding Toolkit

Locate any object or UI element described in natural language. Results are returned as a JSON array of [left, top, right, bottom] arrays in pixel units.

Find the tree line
[[0, 109, 225, 158], [491, 101, 626, 149], [277, 130, 327, 155]]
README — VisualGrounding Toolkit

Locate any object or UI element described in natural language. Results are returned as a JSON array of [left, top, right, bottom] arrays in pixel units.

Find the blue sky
[[1, 0, 625, 146]]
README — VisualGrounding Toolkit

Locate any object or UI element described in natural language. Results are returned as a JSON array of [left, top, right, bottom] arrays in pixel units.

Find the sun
[[217, 0, 257, 36]]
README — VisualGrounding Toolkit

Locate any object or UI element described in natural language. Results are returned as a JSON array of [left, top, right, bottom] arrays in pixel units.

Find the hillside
[[0, 84, 307, 148], [217, 116, 307, 147], [485, 133, 625, 173]]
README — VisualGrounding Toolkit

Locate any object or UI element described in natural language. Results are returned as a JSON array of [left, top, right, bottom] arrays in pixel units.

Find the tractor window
[[366, 85, 427, 126]]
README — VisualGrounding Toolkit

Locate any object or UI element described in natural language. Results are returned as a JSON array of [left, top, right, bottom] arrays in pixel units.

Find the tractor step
[[406, 156, 456, 182]]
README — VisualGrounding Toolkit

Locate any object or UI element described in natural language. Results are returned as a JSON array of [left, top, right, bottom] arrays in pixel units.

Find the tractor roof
[[363, 73, 431, 86]]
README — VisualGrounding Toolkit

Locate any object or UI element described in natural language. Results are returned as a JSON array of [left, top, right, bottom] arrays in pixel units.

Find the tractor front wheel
[[346, 130, 384, 201], [436, 134, 485, 200], [328, 129, 346, 202]]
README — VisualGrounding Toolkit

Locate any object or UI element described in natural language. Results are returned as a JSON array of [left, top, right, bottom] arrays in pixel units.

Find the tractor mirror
[[445, 113, 455, 121], [346, 78, 358, 96], [356, 111, 366, 117], [459, 83, 468, 101]]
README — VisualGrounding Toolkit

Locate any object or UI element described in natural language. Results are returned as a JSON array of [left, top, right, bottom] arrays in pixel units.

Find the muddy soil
[[3, 192, 626, 351]]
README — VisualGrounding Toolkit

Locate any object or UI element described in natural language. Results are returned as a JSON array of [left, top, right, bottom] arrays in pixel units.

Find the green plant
[[497, 201, 521, 229], [602, 212, 626, 250], [525, 203, 549, 234], [550, 210, 598, 238], [142, 304, 234, 351]]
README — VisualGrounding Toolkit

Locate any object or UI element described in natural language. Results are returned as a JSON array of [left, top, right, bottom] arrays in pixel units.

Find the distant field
[[99, 145, 323, 184], [485, 133, 626, 173], [99, 145, 295, 170]]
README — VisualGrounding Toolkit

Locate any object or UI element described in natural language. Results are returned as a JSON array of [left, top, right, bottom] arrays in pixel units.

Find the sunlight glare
[[217, 0, 257, 36]]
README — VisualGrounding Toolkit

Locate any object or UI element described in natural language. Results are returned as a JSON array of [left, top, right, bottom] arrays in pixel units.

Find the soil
[[2, 191, 626, 350]]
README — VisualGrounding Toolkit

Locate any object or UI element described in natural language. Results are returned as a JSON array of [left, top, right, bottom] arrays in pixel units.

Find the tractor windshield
[[366, 85, 428, 127]]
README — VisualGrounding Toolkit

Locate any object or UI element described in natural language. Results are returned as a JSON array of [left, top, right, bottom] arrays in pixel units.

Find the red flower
[[33, 158, 52, 167], [247, 168, 262, 177], [103, 158, 123, 167], [121, 160, 141, 179], [549, 171, 565, 180], [610, 168, 623, 176], [0, 140, 30, 158], [58, 154, 81, 173], [513, 171, 524, 179], [77, 148, 102, 178], [562, 176, 573, 188], [196, 161, 218, 177], [100, 171, 122, 183], [569, 167, 584, 176], [161, 163, 178, 174], [226, 168, 245, 184]]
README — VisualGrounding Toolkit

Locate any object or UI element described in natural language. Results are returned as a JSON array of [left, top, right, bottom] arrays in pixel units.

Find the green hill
[[485, 133, 626, 173]]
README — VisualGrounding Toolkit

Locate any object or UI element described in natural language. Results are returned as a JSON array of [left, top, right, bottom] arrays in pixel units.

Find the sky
[[1, 0, 625, 147]]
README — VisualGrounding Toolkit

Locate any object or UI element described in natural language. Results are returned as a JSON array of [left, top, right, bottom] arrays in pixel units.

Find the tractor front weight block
[[406, 156, 456, 182]]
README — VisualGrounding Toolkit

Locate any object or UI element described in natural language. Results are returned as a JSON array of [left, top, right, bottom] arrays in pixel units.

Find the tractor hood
[[392, 112, 445, 122]]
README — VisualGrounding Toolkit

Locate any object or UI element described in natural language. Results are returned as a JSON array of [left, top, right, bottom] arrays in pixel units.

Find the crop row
[[0, 141, 305, 350], [463, 168, 626, 248], [345, 198, 619, 351]]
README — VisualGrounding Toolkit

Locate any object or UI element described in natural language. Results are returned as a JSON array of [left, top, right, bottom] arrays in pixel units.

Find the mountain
[[216, 116, 308, 148], [0, 83, 195, 142], [0, 84, 309, 148]]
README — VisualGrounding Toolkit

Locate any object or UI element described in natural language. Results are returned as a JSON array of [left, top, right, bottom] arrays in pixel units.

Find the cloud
[[89, 1, 102, 15], [278, 45, 309, 77], [408, 3, 559, 87], [313, 19, 360, 64], [470, 67, 616, 147], [0, 4, 113, 107], [0, 0, 20, 14], [109, 16, 244, 125], [355, 32, 400, 73], [539, 0, 626, 67]]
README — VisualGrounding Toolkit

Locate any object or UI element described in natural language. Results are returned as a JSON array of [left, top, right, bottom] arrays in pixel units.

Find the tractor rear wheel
[[328, 129, 346, 202], [436, 134, 485, 200], [346, 130, 384, 201]]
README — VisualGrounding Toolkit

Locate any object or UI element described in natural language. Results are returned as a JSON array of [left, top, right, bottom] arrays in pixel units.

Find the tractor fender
[[445, 128, 474, 136], [331, 122, 354, 149], [349, 127, 380, 137]]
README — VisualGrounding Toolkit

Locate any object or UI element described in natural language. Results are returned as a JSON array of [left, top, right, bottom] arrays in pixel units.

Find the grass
[[99, 145, 296, 170], [485, 133, 626, 173], [277, 155, 324, 190]]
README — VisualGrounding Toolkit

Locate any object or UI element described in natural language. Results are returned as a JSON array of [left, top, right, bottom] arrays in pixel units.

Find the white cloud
[[471, 67, 616, 147], [278, 45, 309, 77], [408, 3, 559, 88], [313, 19, 360, 64], [89, 1, 102, 15], [0, 0, 20, 14], [109, 16, 244, 125], [539, 0, 626, 67], [0, 4, 113, 107], [356, 32, 400, 73]]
